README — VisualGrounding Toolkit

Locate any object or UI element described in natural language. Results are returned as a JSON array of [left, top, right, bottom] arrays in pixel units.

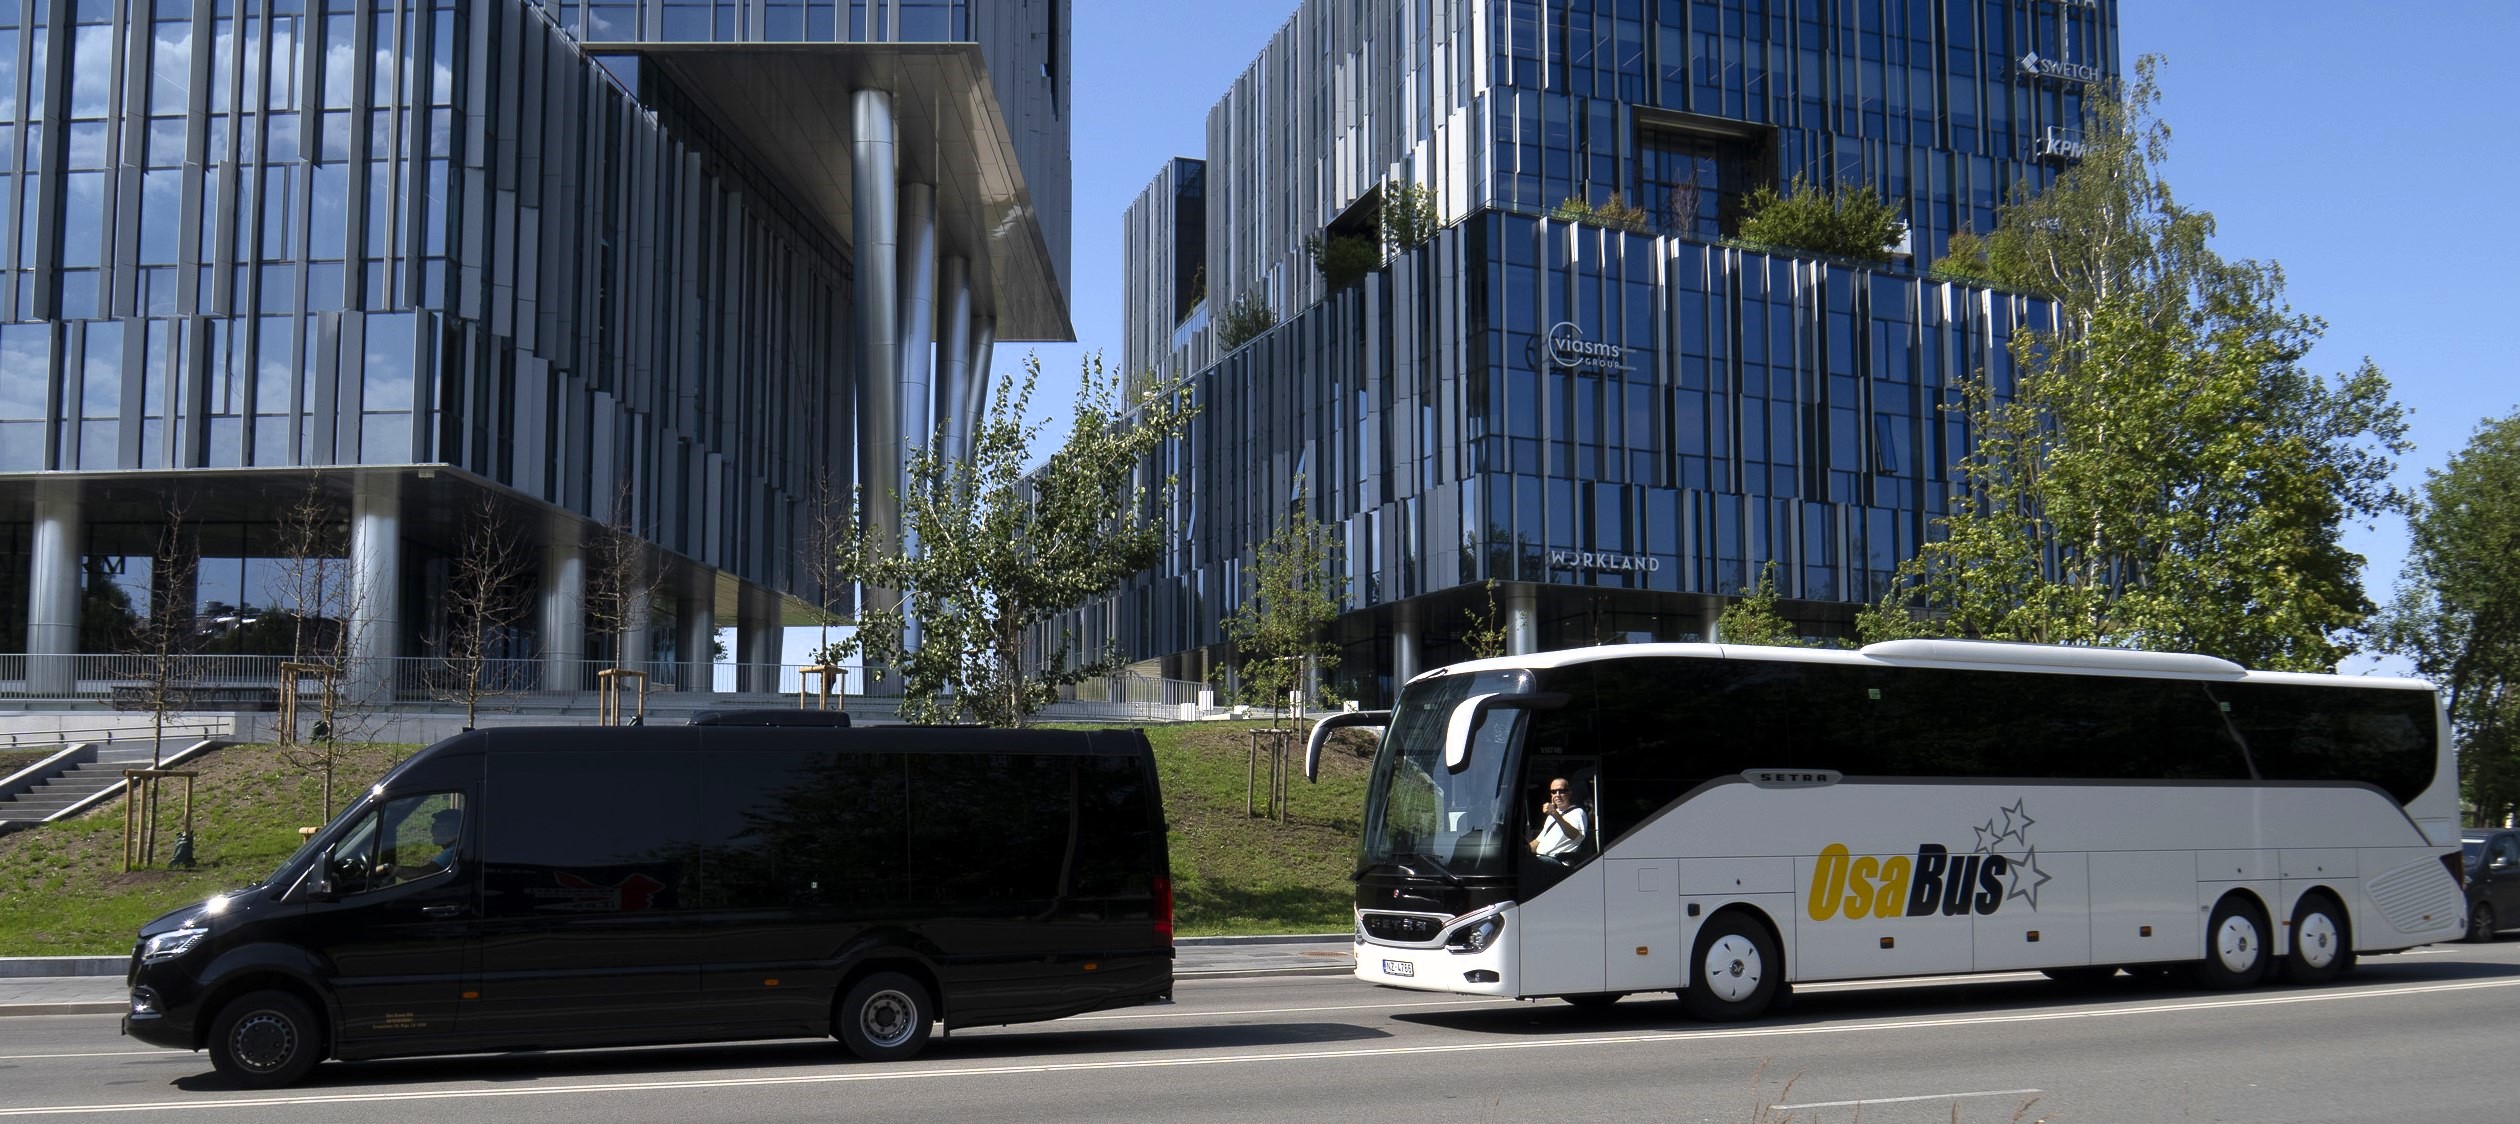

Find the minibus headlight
[[139, 927, 209, 964], [1446, 913, 1505, 954]]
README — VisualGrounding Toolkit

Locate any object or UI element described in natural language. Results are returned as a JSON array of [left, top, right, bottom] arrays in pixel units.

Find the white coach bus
[[1307, 639, 2467, 1019]]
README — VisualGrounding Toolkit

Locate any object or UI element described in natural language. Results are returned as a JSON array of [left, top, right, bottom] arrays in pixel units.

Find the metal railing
[[0, 651, 1219, 723]]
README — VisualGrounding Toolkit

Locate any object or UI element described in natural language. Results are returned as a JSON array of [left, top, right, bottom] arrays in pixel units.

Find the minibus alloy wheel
[[838, 971, 933, 1061], [207, 989, 324, 1088]]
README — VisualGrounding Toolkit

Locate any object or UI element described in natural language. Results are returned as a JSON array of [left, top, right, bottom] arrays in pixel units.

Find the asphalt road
[[4, 942, 2518, 1123]]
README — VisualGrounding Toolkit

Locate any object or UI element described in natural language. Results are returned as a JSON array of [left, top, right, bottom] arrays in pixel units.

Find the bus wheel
[[837, 972, 934, 1062], [207, 989, 324, 1089], [2191, 895, 2271, 990], [1682, 912, 1780, 1021], [2282, 892, 2353, 985]]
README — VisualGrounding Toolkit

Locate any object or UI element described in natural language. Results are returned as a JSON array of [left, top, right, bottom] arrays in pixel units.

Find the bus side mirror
[[1442, 692, 1570, 773], [1304, 710, 1390, 781]]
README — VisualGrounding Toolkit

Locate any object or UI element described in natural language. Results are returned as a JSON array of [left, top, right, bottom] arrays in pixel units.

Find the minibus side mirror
[[1304, 710, 1390, 782], [306, 846, 339, 901], [1442, 692, 1568, 773]]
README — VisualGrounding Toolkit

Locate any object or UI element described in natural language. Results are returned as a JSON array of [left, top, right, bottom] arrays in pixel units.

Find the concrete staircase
[[0, 744, 168, 829]]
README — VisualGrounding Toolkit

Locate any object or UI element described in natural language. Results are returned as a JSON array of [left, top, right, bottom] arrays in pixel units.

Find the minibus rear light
[[1154, 876, 1175, 943]]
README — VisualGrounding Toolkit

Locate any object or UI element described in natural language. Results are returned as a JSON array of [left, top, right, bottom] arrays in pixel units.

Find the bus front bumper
[[1355, 904, 1515, 995]]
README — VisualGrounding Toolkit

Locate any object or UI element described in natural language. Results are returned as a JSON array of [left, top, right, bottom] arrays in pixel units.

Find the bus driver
[[1530, 778, 1587, 863]]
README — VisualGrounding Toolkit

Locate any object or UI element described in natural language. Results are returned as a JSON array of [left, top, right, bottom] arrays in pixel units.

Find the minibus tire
[[207, 990, 324, 1089], [838, 972, 933, 1062], [1681, 912, 1779, 1021], [2190, 895, 2270, 990], [2281, 892, 2353, 984]]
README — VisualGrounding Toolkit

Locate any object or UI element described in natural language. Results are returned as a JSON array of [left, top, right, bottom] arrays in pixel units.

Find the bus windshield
[[1359, 668, 1534, 881]]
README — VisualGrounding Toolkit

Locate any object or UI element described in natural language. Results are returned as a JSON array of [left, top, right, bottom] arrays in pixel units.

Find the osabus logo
[[1806, 842, 2009, 922]]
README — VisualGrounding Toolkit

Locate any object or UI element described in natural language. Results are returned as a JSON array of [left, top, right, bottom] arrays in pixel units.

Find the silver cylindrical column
[[27, 491, 82, 696], [936, 255, 972, 464], [964, 314, 997, 455], [540, 540, 586, 690], [1506, 584, 1539, 656], [1392, 600, 1422, 694], [348, 474, 401, 705], [852, 89, 901, 559], [738, 597, 781, 694], [679, 594, 716, 694], [894, 182, 937, 653]]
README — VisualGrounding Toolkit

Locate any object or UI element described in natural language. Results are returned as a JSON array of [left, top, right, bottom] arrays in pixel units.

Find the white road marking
[[3, 975, 2516, 1117], [1775, 1087, 2042, 1110]]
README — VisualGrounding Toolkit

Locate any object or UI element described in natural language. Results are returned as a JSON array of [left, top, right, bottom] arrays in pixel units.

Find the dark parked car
[[2462, 828, 2520, 942], [124, 725, 1173, 1087]]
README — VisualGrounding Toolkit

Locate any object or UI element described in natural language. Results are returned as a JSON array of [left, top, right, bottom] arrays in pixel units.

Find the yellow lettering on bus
[[1876, 855, 1913, 919], [1844, 854, 1880, 919], [1808, 843, 1851, 921]]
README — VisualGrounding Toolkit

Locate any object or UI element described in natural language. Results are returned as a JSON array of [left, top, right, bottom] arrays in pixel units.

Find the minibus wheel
[[2281, 892, 2353, 984], [838, 971, 933, 1062], [207, 990, 324, 1088], [2190, 894, 2271, 990], [1681, 911, 1779, 1021]]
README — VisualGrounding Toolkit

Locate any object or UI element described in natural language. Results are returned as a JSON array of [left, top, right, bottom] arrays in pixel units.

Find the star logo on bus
[[1996, 799, 2035, 844], [2006, 845, 2054, 909], [1973, 818, 1999, 852]]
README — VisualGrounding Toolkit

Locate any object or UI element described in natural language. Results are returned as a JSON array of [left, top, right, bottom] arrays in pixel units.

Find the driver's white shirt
[[1533, 805, 1587, 857]]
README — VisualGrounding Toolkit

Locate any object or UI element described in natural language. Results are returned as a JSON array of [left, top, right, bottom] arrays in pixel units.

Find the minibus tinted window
[[909, 753, 1070, 901], [1070, 755, 1156, 897], [484, 751, 695, 917], [698, 748, 909, 912]]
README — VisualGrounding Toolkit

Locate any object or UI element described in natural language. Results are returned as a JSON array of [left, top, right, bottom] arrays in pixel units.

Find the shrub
[[1381, 182, 1441, 252], [1550, 191, 1654, 234], [1216, 290, 1276, 351], [1737, 174, 1903, 261], [1305, 232, 1380, 291]]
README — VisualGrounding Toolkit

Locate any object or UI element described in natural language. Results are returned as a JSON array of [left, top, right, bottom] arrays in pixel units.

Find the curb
[[0, 1002, 125, 1018], [1174, 933, 1349, 947], [1177, 965, 1355, 981], [0, 956, 124, 979]]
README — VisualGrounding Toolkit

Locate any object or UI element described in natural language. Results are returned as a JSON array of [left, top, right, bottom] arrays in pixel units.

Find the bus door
[[1516, 755, 1610, 996]]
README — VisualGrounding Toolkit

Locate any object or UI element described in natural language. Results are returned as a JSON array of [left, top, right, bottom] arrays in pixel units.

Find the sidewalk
[[0, 935, 1356, 1018]]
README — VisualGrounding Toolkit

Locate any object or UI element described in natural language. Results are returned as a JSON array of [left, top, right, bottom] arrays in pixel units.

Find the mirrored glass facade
[[1099, 0, 2110, 704], [0, 0, 1070, 691]]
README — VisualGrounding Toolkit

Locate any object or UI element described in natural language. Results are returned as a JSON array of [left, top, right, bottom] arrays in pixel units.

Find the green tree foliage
[[1549, 192, 1653, 233], [1305, 232, 1379, 291], [1864, 57, 2409, 672], [2381, 411, 2520, 823], [1380, 181, 1441, 252], [1220, 490, 1346, 708], [834, 353, 1199, 726], [1716, 562, 1812, 648], [1460, 580, 1509, 661], [1735, 174, 1903, 262], [1216, 290, 1277, 351]]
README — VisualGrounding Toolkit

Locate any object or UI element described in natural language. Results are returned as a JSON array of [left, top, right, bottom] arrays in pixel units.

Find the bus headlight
[[1446, 913, 1505, 954]]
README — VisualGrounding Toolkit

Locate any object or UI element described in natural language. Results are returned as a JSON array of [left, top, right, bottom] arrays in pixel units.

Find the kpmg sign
[[2034, 126, 2087, 162], [2016, 51, 2101, 85], [1548, 549, 1661, 574], [1545, 322, 1627, 372]]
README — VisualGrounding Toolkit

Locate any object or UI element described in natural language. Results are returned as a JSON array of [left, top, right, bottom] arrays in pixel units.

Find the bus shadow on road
[[1385, 952, 2520, 1037], [168, 1021, 1394, 1092]]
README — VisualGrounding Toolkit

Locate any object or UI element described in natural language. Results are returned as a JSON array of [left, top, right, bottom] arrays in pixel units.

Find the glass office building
[[1091, 0, 2111, 704], [0, 0, 1070, 698]]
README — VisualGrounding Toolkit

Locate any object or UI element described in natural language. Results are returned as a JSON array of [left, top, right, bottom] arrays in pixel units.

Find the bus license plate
[[1382, 959, 1414, 977]]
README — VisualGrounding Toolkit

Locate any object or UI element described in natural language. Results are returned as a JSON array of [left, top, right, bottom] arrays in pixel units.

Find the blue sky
[[953, 0, 2520, 678]]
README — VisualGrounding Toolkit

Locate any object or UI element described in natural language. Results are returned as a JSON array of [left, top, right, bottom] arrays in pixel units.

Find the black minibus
[[123, 724, 1174, 1087]]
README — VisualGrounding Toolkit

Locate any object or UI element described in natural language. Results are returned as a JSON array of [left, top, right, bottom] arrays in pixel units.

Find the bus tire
[[2281, 892, 2353, 985], [837, 972, 934, 1062], [2190, 895, 2271, 990], [206, 989, 325, 1089], [1682, 911, 1780, 1022]]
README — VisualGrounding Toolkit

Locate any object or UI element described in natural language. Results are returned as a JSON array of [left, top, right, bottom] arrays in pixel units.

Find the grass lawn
[[1142, 721, 1376, 936], [0, 743, 415, 956], [0, 723, 1380, 954], [0, 748, 54, 778]]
